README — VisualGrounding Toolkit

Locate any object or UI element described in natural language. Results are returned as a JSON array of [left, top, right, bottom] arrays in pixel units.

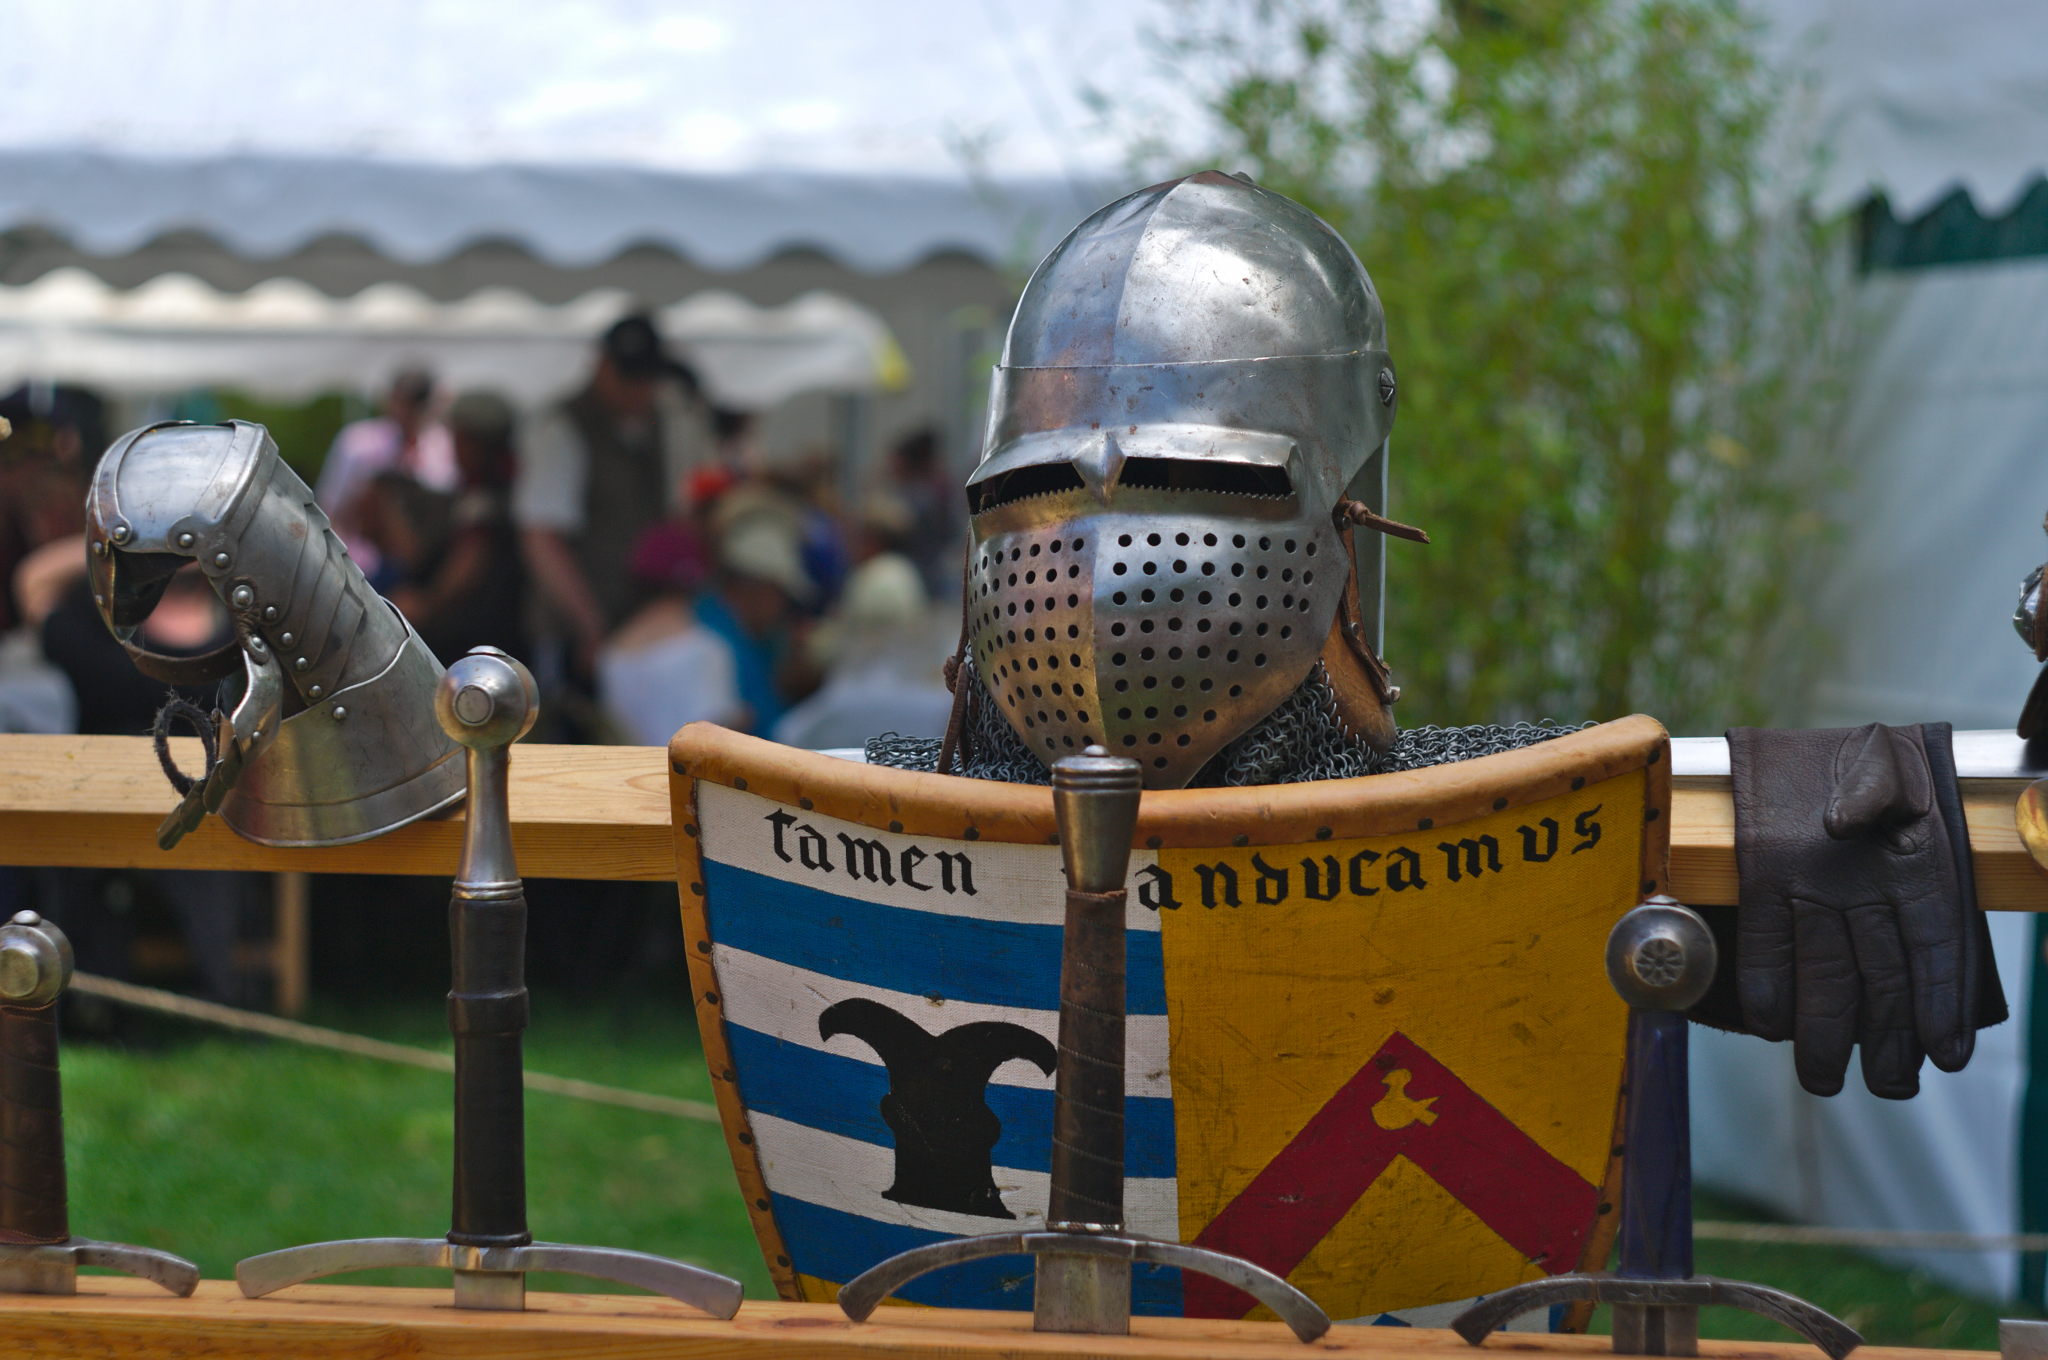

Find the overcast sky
[[1, 0, 1180, 179]]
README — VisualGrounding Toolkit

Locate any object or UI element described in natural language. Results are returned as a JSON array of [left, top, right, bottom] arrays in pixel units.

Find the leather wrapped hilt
[[1048, 886, 1126, 1230], [448, 884, 530, 1250], [0, 1004, 66, 1245]]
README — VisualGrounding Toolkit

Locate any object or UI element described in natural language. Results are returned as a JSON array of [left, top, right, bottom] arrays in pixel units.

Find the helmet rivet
[[262, 605, 279, 623], [294, 657, 310, 672], [109, 524, 131, 544], [231, 585, 254, 609], [308, 684, 324, 699], [1378, 367, 1397, 405], [213, 551, 231, 569], [331, 705, 348, 721], [176, 532, 195, 550]]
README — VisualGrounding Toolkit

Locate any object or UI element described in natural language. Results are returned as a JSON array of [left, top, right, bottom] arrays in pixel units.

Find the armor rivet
[[308, 684, 323, 699], [248, 636, 267, 653], [110, 524, 131, 544], [295, 657, 309, 672], [263, 606, 279, 623], [1379, 367, 1397, 404], [92, 540, 106, 556], [176, 532, 195, 549], [331, 705, 347, 721], [213, 551, 231, 569], [1388, 685, 1402, 703], [280, 632, 295, 647], [231, 585, 254, 609]]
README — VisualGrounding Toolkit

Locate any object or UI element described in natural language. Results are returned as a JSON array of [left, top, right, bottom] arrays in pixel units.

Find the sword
[[837, 747, 1332, 1342], [1452, 898, 1861, 1358], [236, 647, 742, 1317], [0, 911, 199, 1296]]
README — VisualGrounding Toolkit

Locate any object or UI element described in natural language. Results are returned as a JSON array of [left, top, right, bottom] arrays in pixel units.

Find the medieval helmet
[[965, 171, 1402, 789], [87, 420, 464, 846]]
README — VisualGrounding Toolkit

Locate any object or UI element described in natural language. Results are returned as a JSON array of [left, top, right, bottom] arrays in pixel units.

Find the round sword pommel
[[0, 911, 74, 1009], [1605, 896, 1716, 1012], [436, 647, 539, 751], [1051, 746, 1143, 895]]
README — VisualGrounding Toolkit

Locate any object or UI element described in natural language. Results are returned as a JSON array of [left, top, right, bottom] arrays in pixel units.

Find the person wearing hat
[[514, 312, 715, 680], [694, 514, 820, 737]]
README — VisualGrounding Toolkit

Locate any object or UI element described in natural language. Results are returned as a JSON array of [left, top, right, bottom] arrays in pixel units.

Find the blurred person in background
[[773, 493, 954, 750], [384, 391, 529, 665], [314, 365, 454, 582], [885, 426, 960, 597], [0, 385, 102, 634], [695, 514, 819, 736], [597, 520, 743, 745], [515, 313, 715, 688]]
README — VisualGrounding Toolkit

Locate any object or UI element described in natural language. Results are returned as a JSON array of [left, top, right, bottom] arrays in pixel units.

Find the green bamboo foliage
[[1142, 0, 1846, 730]]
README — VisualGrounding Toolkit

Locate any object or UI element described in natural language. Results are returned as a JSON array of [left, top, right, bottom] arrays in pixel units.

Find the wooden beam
[[0, 1280, 1992, 1360], [0, 736, 2043, 909]]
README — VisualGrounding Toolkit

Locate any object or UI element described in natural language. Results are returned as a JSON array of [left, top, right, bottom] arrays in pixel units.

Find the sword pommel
[[436, 647, 538, 753], [1052, 747, 1142, 895], [0, 914, 72, 1013], [1605, 897, 1715, 1013]]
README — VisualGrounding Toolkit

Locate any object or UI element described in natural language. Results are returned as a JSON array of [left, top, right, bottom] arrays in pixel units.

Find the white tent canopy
[[0, 267, 908, 408]]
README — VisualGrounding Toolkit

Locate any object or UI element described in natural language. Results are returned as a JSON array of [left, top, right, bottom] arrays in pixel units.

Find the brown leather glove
[[1691, 722, 2006, 1099]]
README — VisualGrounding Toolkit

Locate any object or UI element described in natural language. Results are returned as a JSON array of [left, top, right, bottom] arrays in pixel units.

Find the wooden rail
[[0, 1280, 1989, 1360], [1, 735, 2044, 909]]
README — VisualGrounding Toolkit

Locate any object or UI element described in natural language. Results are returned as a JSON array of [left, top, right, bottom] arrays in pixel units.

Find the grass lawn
[[58, 990, 2035, 1348]]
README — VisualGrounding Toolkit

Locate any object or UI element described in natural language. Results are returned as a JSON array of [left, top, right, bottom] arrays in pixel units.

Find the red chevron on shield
[[1185, 1031, 1602, 1319]]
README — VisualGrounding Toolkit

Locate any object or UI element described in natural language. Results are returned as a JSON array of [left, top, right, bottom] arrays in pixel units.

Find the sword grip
[[1047, 750, 1142, 1232], [0, 1004, 65, 1245], [1618, 1008, 1691, 1280], [436, 650, 540, 1250]]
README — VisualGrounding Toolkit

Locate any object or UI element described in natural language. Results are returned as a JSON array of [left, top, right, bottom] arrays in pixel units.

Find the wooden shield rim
[[669, 714, 1671, 1311]]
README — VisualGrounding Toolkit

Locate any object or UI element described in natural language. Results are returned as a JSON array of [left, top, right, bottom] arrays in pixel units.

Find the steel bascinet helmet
[[965, 171, 1405, 788], [87, 420, 464, 846]]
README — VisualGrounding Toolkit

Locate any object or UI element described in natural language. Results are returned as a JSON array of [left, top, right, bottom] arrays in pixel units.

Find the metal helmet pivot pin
[[234, 648, 744, 1316]]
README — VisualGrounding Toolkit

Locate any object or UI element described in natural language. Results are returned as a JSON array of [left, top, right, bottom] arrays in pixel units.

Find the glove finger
[[1791, 899, 1859, 1097], [1738, 880, 1799, 1044], [1844, 902, 1923, 1099], [1895, 887, 1970, 1074]]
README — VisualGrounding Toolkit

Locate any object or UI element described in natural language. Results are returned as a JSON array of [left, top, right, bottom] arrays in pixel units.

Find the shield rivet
[[109, 524, 131, 544], [231, 585, 254, 609], [213, 551, 231, 569], [331, 705, 347, 721], [176, 532, 195, 550]]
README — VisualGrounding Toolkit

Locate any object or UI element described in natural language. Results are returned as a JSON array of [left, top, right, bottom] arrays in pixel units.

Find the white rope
[[1695, 1221, 2048, 1253], [69, 971, 722, 1124]]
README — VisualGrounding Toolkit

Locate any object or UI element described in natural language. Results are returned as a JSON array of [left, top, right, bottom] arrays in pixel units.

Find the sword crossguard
[[235, 1236, 743, 1317], [837, 1229, 1331, 1343], [1451, 1272, 1860, 1360], [0, 1237, 201, 1297]]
